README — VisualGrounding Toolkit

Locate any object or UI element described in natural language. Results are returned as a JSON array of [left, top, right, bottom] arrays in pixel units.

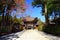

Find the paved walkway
[[0, 29, 60, 40], [16, 29, 50, 40]]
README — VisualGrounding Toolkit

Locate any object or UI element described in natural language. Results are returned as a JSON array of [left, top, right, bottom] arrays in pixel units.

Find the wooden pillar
[[33, 23, 35, 29], [33, 24, 34, 29], [25, 23, 27, 29]]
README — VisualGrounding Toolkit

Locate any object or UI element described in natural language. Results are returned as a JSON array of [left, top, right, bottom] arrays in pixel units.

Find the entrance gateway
[[22, 16, 39, 29]]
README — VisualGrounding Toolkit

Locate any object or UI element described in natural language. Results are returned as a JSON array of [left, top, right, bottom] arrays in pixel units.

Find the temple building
[[22, 16, 39, 29], [12, 16, 39, 32]]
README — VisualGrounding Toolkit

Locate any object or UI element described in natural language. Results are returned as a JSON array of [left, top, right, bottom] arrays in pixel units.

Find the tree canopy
[[32, 0, 60, 24], [32, 0, 59, 16]]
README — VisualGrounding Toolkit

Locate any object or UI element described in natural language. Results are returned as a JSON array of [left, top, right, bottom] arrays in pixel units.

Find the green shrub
[[0, 26, 7, 33], [43, 25, 60, 36], [0, 26, 12, 33], [38, 25, 44, 31]]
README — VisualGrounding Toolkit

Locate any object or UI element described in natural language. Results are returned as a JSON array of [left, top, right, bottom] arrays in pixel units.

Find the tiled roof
[[22, 16, 34, 22]]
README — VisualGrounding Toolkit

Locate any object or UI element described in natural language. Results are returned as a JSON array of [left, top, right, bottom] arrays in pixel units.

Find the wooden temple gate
[[22, 17, 39, 29]]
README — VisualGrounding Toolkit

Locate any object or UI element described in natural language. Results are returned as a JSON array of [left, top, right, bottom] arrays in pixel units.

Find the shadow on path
[[0, 30, 25, 40]]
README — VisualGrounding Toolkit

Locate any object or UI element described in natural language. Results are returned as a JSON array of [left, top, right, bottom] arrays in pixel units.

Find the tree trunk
[[54, 12, 57, 19], [45, 4, 49, 25], [2, 11, 5, 26]]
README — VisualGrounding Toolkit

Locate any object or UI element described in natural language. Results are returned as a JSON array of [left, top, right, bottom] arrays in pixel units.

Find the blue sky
[[25, 0, 45, 22], [11, 0, 45, 22]]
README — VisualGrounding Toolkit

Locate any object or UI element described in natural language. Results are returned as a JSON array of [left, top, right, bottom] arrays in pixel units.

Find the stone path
[[16, 29, 50, 40], [0, 29, 60, 40], [0, 30, 25, 40]]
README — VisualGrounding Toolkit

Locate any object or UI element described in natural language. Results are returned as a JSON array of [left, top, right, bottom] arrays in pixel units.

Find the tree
[[32, 0, 51, 25], [0, 0, 26, 26], [0, 0, 15, 26], [0, 16, 2, 26], [32, 0, 60, 25], [0, 0, 26, 34], [37, 19, 45, 31]]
